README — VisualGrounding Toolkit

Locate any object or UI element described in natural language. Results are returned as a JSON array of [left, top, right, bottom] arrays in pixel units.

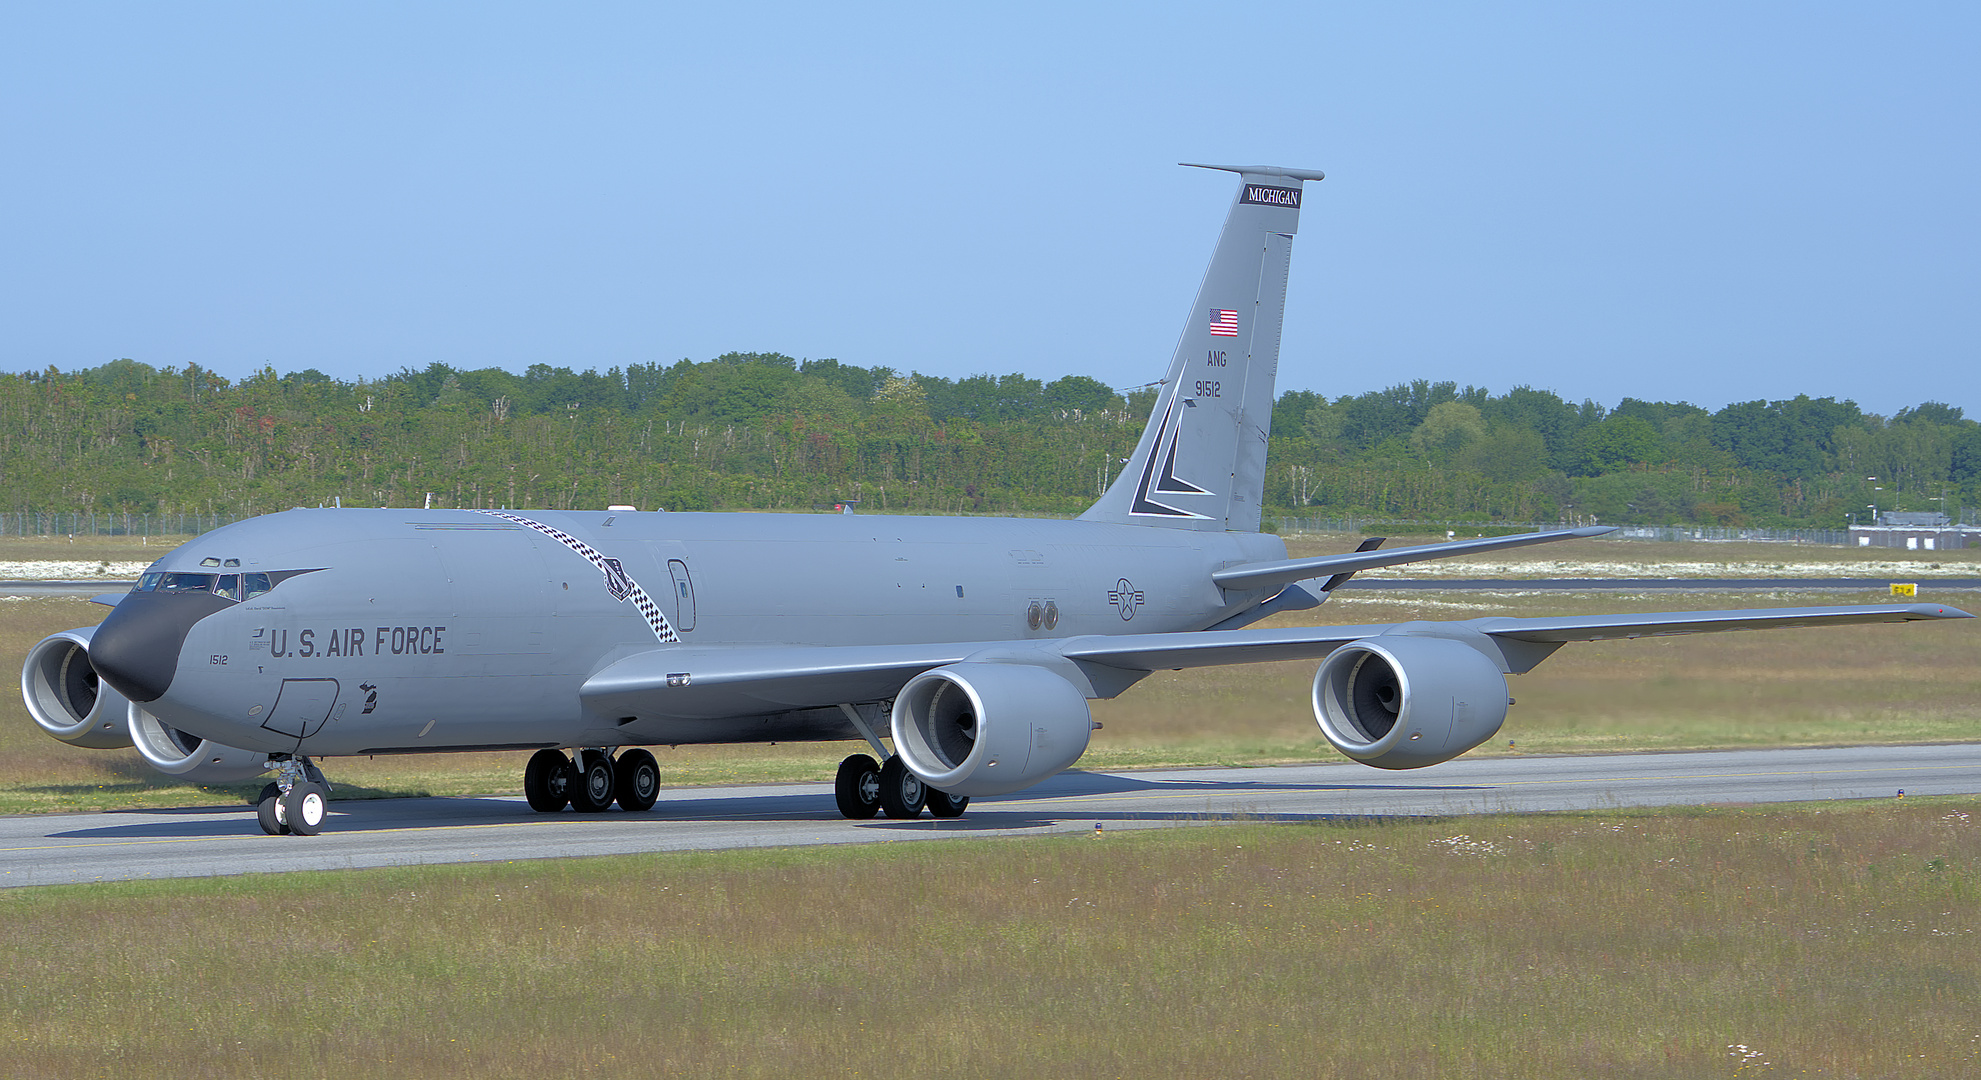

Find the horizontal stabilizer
[[1211, 526, 1616, 593], [1181, 163, 1328, 182]]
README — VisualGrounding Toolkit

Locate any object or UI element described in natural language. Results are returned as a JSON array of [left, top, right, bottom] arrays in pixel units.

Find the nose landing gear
[[256, 756, 332, 836]]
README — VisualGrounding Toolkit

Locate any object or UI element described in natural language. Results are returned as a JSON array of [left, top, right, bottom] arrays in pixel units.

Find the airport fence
[[1273, 517, 1852, 545], [0, 512, 244, 539]]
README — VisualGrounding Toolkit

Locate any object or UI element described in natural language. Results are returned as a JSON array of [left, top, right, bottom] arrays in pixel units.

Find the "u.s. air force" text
[[263, 626, 447, 658]]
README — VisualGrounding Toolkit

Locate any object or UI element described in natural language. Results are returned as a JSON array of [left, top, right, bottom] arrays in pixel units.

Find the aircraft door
[[666, 559, 697, 633], [262, 678, 340, 739]]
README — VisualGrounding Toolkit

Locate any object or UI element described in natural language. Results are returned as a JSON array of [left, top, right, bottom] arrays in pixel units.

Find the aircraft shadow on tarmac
[[1022, 769, 1487, 798], [47, 771, 1492, 841]]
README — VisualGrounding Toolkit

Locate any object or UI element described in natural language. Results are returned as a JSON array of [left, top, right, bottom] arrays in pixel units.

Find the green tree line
[[2, 356, 1973, 527]]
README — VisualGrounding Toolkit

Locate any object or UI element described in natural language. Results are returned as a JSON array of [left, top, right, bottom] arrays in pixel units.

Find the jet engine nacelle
[[1313, 635, 1509, 770], [21, 629, 133, 749], [891, 662, 1093, 796], [128, 704, 272, 784]]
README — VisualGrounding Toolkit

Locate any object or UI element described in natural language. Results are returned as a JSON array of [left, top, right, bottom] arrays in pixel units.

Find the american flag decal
[[1209, 309, 1238, 337]]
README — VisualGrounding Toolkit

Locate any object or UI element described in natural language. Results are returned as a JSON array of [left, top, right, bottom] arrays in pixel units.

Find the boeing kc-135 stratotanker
[[22, 164, 1971, 835]]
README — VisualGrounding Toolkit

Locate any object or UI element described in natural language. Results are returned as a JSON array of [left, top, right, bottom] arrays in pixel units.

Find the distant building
[[1848, 511, 1975, 551]]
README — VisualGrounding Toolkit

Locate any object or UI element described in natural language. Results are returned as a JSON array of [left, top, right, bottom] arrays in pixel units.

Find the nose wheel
[[256, 757, 332, 836]]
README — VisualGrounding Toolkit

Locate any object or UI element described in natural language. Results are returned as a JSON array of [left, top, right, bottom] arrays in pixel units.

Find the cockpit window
[[135, 568, 291, 601], [158, 572, 215, 593]]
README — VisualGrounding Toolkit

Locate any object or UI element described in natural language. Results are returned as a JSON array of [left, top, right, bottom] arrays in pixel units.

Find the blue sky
[[3, 3, 1974, 415]]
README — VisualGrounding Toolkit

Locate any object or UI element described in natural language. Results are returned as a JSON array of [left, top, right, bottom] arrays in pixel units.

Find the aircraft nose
[[89, 591, 233, 702]]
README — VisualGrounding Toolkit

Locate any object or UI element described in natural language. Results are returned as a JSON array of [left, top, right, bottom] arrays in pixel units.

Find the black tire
[[926, 789, 970, 818], [283, 781, 328, 836], [878, 755, 925, 819], [524, 749, 573, 813], [256, 781, 280, 808], [570, 750, 616, 813], [834, 754, 882, 820], [615, 749, 660, 812], [257, 793, 289, 835]]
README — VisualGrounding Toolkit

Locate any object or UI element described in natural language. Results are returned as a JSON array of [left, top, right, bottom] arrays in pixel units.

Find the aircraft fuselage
[[93, 508, 1286, 757]]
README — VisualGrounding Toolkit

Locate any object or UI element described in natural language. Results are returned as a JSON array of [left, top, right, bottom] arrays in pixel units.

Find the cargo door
[[262, 678, 340, 739]]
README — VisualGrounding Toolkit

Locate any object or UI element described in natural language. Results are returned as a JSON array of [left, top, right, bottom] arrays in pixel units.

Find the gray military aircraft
[[22, 164, 1971, 835]]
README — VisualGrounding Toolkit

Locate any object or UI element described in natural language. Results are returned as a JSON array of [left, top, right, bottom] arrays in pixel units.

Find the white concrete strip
[[2, 744, 1975, 888]]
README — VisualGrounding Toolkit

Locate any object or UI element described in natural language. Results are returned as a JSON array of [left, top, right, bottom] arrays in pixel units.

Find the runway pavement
[[4, 743, 1978, 888]]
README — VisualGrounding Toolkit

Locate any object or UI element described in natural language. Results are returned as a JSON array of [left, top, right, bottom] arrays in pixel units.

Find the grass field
[[5, 534, 1979, 1076], [2, 534, 1976, 815], [2, 800, 1976, 1077]]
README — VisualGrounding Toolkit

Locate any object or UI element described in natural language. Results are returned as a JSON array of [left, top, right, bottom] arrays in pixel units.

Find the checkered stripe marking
[[475, 511, 679, 643]]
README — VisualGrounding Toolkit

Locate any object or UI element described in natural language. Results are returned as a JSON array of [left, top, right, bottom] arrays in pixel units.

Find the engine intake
[[891, 662, 1092, 796], [129, 704, 271, 784], [1313, 635, 1509, 770], [21, 629, 133, 749]]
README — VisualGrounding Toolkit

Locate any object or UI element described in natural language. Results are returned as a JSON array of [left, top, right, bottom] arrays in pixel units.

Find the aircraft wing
[[582, 642, 984, 721], [1062, 601, 1970, 675], [582, 602, 1970, 719], [1211, 525, 1616, 593]]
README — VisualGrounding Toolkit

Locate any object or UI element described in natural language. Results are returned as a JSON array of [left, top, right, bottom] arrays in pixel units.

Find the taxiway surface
[[5, 744, 1978, 888]]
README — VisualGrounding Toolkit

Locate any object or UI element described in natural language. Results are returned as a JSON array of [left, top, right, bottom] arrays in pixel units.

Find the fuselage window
[[159, 572, 215, 593], [243, 572, 272, 600], [215, 575, 242, 601]]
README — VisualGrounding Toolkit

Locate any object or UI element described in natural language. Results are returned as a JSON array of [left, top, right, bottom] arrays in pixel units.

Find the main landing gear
[[832, 752, 969, 820], [831, 705, 968, 821], [256, 756, 331, 836], [523, 748, 661, 814]]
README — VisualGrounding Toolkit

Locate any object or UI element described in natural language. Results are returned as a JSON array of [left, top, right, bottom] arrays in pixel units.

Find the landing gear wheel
[[926, 789, 970, 818], [615, 749, 660, 812], [256, 781, 280, 807], [878, 755, 926, 819], [835, 754, 882, 819], [257, 792, 290, 835], [283, 781, 329, 836], [570, 750, 616, 813], [524, 749, 574, 812]]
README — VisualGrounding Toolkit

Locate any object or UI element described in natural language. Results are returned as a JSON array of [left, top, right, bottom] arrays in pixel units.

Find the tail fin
[[1081, 163, 1321, 532]]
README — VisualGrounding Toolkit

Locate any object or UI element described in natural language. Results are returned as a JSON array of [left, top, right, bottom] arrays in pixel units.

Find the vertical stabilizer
[[1081, 163, 1321, 532]]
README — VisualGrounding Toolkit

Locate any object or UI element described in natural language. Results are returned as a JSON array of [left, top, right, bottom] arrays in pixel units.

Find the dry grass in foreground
[[3, 801, 1978, 1077]]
